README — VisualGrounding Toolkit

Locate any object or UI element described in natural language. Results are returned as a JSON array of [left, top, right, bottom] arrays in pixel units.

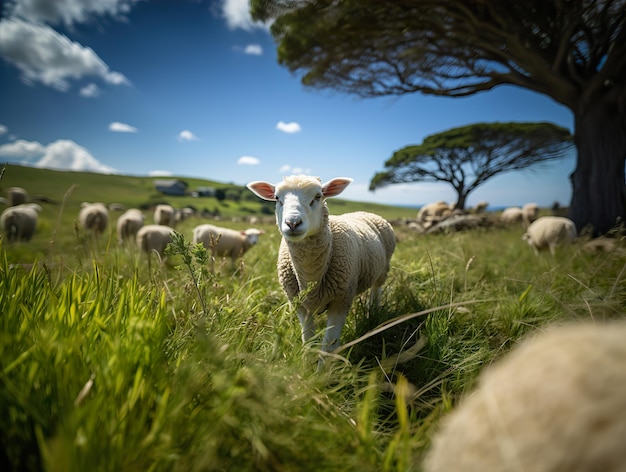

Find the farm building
[[153, 179, 188, 196]]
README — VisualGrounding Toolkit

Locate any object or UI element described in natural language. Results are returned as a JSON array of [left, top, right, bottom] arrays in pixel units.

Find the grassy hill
[[0, 164, 419, 222]]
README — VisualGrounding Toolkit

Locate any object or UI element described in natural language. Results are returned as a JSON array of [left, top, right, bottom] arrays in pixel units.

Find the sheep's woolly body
[[278, 212, 395, 312], [424, 322, 626, 472], [79, 202, 109, 236], [193, 224, 263, 262], [136, 224, 174, 257], [1, 203, 41, 242], [116, 209, 145, 244], [522, 215, 577, 255], [500, 206, 523, 223], [154, 204, 175, 226]]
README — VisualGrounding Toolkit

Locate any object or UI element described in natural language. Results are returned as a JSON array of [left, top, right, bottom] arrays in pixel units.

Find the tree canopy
[[252, 0, 626, 234], [370, 122, 574, 210]]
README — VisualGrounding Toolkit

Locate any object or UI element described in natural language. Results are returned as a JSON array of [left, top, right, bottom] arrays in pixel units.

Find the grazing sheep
[[6, 186, 28, 206], [154, 204, 175, 226], [499, 206, 523, 224], [79, 202, 109, 237], [246, 175, 396, 361], [522, 202, 539, 226], [116, 208, 145, 244], [0, 203, 42, 242], [192, 223, 264, 268], [136, 224, 174, 259], [522, 215, 577, 255], [423, 322, 626, 472]]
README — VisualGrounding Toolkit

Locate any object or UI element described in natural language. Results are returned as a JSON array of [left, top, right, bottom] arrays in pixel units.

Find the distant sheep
[[247, 175, 396, 362], [192, 223, 264, 268], [6, 186, 28, 206], [79, 202, 109, 237], [522, 215, 577, 255], [154, 204, 175, 226], [116, 208, 145, 244], [522, 202, 539, 226], [417, 201, 451, 223], [0, 203, 42, 242], [423, 322, 626, 472], [472, 201, 489, 213], [136, 224, 174, 259], [499, 206, 523, 224]]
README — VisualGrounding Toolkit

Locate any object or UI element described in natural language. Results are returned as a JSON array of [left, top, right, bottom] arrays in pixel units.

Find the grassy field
[[1, 165, 626, 471]]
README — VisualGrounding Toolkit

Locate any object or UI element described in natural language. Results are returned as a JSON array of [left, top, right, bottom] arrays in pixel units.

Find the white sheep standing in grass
[[154, 204, 175, 226], [522, 202, 539, 226], [417, 201, 452, 223], [136, 224, 174, 259], [423, 322, 626, 472], [192, 223, 264, 269], [116, 208, 145, 244], [1, 203, 42, 242], [79, 202, 109, 237], [522, 215, 577, 255], [246, 175, 396, 362]]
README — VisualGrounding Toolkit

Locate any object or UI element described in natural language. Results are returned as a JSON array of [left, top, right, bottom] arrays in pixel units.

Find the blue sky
[[0, 0, 575, 208]]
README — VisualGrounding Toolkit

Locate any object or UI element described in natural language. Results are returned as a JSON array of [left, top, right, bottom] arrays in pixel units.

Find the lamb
[[136, 224, 174, 259], [192, 223, 264, 269], [423, 322, 626, 472], [246, 175, 396, 362], [522, 202, 539, 226], [154, 204, 175, 226], [78, 202, 109, 237], [522, 215, 577, 255], [116, 208, 145, 244], [0, 203, 42, 242]]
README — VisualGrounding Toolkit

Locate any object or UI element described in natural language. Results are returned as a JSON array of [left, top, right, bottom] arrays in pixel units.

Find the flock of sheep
[[2, 178, 625, 470]]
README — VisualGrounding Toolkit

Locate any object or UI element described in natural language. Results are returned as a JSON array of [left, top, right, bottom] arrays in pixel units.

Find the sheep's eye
[[275, 196, 283, 206], [310, 194, 322, 206]]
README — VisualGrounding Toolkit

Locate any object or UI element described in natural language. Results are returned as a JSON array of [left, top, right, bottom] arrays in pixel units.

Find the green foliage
[[2, 195, 626, 470], [370, 122, 573, 209]]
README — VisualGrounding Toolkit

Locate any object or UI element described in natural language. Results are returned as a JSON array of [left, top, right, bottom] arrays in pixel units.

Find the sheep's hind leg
[[297, 309, 315, 344]]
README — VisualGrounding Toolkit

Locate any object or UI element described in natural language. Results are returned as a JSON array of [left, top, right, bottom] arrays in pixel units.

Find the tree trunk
[[569, 86, 626, 236]]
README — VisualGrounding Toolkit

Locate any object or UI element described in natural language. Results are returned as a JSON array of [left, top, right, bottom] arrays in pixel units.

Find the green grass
[[2, 165, 626, 471]]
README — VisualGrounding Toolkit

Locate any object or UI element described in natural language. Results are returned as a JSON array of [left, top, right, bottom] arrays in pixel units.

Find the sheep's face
[[242, 228, 264, 245], [246, 175, 353, 243]]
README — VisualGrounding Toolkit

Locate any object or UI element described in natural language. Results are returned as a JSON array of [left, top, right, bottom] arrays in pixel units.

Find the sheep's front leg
[[321, 310, 348, 353], [297, 308, 315, 344]]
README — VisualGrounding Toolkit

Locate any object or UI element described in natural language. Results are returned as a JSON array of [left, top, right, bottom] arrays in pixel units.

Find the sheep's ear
[[247, 181, 277, 201], [322, 178, 353, 198]]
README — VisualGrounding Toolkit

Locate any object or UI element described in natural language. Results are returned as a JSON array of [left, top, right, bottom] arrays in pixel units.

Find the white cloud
[[0, 138, 117, 174], [238, 156, 260, 165], [0, 124, 7, 135], [80, 83, 101, 98], [279, 164, 311, 175], [6, 0, 137, 26], [0, 18, 131, 91], [244, 44, 263, 55], [109, 122, 138, 133], [276, 121, 302, 134], [0, 139, 45, 158], [178, 130, 198, 141], [221, 0, 269, 31], [149, 170, 173, 177]]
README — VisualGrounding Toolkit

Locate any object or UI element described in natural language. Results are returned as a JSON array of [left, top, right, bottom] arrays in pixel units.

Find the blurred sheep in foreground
[[424, 322, 626, 472], [1, 203, 42, 242]]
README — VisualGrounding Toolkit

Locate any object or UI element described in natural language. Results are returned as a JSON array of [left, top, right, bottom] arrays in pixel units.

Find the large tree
[[370, 122, 574, 210], [251, 0, 626, 234]]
